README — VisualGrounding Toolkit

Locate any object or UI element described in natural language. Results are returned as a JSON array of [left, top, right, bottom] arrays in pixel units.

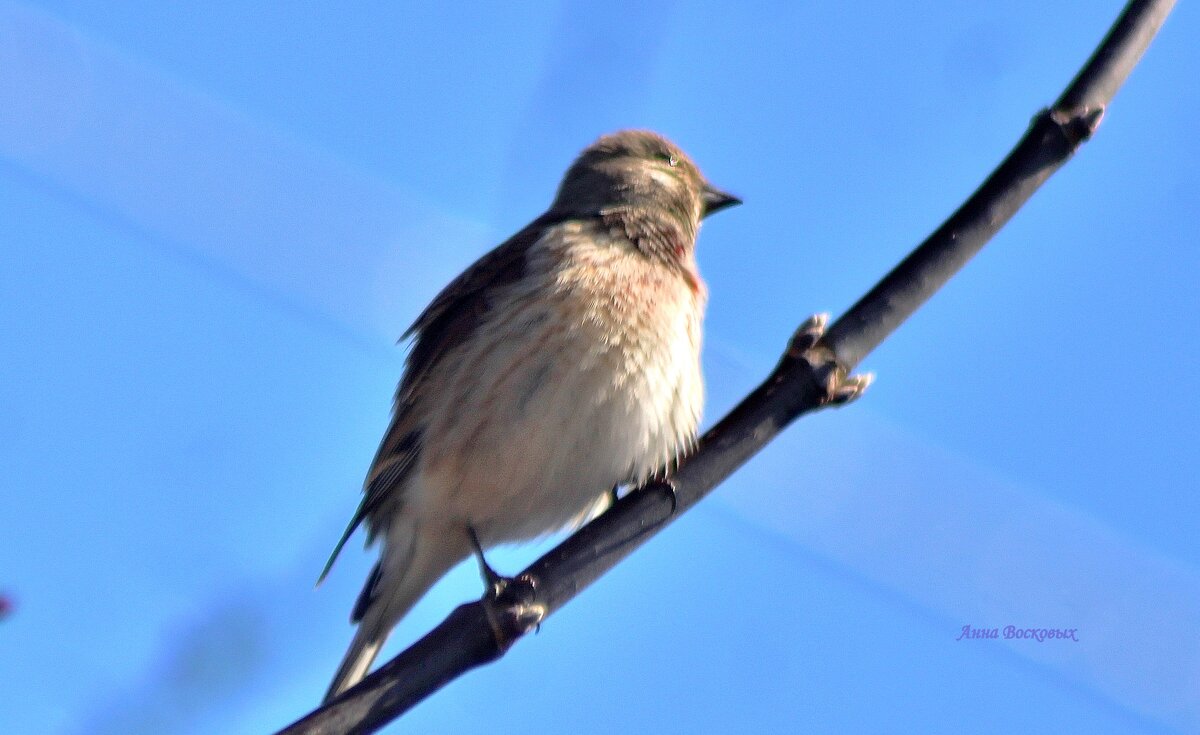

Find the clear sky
[[3, 1, 1198, 733]]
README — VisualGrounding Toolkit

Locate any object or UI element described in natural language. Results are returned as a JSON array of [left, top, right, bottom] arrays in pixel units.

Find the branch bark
[[277, 2, 1175, 732]]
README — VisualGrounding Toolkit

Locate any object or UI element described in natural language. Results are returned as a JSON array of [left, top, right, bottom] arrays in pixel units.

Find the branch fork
[[277, 3, 1175, 731]]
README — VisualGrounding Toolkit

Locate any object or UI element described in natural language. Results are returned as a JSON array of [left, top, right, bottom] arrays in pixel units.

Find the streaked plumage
[[322, 130, 739, 702]]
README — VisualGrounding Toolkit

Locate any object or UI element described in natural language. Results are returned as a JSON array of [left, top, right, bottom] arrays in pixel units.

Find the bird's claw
[[467, 526, 545, 635], [659, 478, 679, 514], [489, 572, 545, 636]]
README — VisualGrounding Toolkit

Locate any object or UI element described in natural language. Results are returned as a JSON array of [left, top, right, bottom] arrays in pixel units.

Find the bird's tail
[[323, 622, 386, 704], [323, 521, 466, 704]]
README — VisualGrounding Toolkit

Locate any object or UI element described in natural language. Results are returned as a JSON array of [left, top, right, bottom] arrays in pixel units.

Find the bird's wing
[[318, 213, 567, 583]]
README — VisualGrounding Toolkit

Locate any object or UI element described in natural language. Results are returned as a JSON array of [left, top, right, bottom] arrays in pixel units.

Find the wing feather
[[317, 213, 566, 582]]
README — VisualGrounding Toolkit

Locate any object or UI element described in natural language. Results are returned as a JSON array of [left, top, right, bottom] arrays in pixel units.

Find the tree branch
[[276, 2, 1175, 732]]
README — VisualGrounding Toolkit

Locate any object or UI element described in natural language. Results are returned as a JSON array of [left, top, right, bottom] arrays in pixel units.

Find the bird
[[319, 129, 740, 702]]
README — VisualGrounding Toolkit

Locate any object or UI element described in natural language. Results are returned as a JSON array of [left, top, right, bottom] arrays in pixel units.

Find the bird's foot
[[654, 478, 679, 514], [467, 526, 509, 597], [492, 573, 543, 634], [467, 526, 544, 635]]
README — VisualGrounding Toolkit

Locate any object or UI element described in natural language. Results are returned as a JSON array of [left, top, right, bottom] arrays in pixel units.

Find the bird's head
[[550, 130, 740, 231]]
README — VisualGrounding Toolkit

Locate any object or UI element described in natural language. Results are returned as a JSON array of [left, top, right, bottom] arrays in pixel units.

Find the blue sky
[[2, 1, 1198, 733]]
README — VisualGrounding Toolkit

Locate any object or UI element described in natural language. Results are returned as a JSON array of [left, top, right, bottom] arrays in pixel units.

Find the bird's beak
[[701, 184, 742, 218]]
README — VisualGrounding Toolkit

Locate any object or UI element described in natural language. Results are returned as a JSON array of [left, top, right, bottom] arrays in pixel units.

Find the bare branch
[[823, 0, 1174, 368], [276, 2, 1176, 733]]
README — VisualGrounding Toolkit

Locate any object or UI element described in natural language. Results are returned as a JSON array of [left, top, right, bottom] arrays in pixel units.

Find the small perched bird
[[320, 130, 740, 702]]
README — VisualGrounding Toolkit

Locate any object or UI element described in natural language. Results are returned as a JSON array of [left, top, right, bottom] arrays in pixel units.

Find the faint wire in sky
[[494, 0, 679, 220]]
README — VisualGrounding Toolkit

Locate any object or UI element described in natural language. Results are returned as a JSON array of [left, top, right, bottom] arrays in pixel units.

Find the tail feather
[[324, 625, 385, 703], [323, 522, 466, 704]]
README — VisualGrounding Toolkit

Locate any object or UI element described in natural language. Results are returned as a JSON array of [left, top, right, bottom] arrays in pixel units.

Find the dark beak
[[701, 184, 742, 218]]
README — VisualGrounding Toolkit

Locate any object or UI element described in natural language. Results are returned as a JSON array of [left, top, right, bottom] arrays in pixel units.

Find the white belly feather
[[413, 227, 705, 544]]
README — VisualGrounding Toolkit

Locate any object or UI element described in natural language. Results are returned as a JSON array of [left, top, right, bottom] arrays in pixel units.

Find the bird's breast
[[416, 225, 705, 542]]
